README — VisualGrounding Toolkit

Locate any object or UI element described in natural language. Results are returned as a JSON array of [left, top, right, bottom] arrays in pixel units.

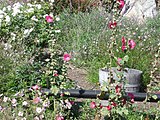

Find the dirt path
[[67, 65, 99, 90]]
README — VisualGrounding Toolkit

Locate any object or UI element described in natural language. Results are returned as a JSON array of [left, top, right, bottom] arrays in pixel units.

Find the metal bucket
[[99, 67, 143, 92]]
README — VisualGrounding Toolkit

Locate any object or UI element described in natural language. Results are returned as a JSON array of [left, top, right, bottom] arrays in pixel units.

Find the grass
[[57, 9, 160, 88]]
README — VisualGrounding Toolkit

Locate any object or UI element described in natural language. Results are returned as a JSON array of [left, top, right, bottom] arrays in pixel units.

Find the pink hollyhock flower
[[90, 101, 96, 109], [115, 85, 121, 95], [56, 115, 64, 120], [117, 58, 122, 66], [32, 85, 40, 90], [108, 21, 117, 29], [70, 101, 74, 105], [128, 40, 136, 49], [111, 102, 117, 107], [128, 93, 135, 103], [53, 70, 58, 76], [99, 104, 103, 109], [63, 53, 71, 62], [121, 36, 127, 52], [45, 15, 53, 23], [118, 0, 125, 9], [33, 97, 41, 104], [122, 45, 127, 52], [106, 105, 112, 111], [122, 36, 126, 46], [122, 98, 126, 105]]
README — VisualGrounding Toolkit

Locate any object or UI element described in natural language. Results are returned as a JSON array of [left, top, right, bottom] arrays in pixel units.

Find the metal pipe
[[42, 89, 160, 102]]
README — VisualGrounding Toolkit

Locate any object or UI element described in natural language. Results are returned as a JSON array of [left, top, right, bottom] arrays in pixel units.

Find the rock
[[121, 0, 157, 22]]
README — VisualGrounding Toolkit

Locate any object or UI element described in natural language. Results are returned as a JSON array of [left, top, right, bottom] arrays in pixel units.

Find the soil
[[67, 64, 99, 90]]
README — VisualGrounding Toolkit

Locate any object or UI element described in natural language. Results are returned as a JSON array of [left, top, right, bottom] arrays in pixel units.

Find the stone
[[121, 0, 157, 22]]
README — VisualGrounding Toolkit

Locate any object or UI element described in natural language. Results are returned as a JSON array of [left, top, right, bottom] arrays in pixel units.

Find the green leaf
[[123, 55, 129, 62], [152, 95, 158, 100]]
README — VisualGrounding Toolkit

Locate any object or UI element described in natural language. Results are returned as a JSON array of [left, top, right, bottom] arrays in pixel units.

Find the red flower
[[63, 53, 71, 62], [99, 104, 103, 109], [122, 45, 127, 52], [45, 15, 53, 23], [121, 36, 127, 52], [106, 105, 112, 111], [90, 101, 96, 109], [70, 101, 74, 105], [117, 58, 122, 66], [108, 21, 117, 29], [128, 40, 136, 49], [128, 93, 134, 99], [111, 102, 117, 107], [118, 0, 125, 9], [122, 98, 126, 105], [128, 93, 135, 103], [115, 85, 121, 95]]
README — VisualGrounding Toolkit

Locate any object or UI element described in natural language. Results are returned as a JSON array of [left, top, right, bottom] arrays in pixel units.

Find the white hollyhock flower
[[27, 8, 34, 13], [5, 15, 10, 23], [36, 4, 41, 9], [56, 17, 60, 21], [2, 7, 6, 12], [12, 2, 22, 16], [18, 111, 23, 117], [31, 16, 38, 22], [22, 101, 28, 106], [7, 5, 11, 11], [34, 116, 40, 120], [55, 30, 61, 33], [36, 107, 42, 114], [49, 0, 54, 3], [0, 14, 3, 19], [3, 96, 8, 102], [11, 98, 17, 106], [23, 28, 34, 37]]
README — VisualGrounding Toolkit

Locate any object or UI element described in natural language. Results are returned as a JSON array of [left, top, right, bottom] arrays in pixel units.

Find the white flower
[[27, 3, 33, 7], [0, 14, 3, 19], [11, 33, 16, 40], [7, 5, 11, 11], [56, 17, 60, 21], [34, 116, 40, 120], [12, 8, 21, 16], [11, 98, 17, 105], [55, 30, 61, 33], [22, 101, 28, 106], [23, 28, 34, 37], [27, 8, 34, 13], [0, 106, 2, 111], [13, 2, 22, 8], [2, 7, 6, 12], [36, 4, 42, 9], [36, 107, 42, 114], [12, 2, 22, 16], [5, 15, 10, 23], [4, 43, 12, 50], [49, 0, 55, 3], [31, 16, 38, 22], [21, 117, 26, 120], [18, 111, 23, 117], [0, 10, 5, 14], [3, 96, 8, 102]]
